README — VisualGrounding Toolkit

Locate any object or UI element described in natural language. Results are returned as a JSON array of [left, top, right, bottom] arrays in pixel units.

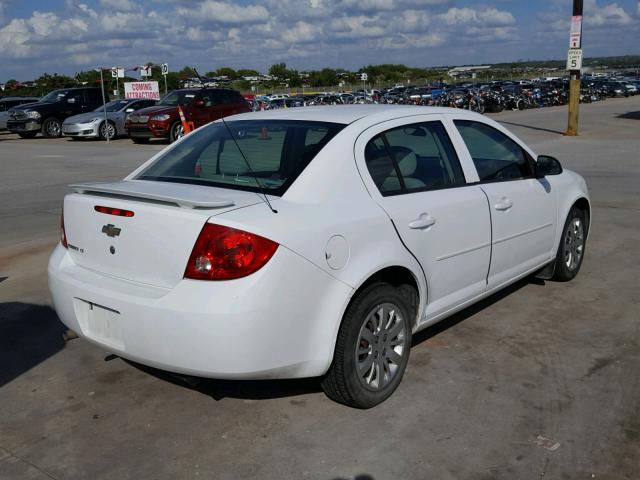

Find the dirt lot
[[1, 98, 639, 480]]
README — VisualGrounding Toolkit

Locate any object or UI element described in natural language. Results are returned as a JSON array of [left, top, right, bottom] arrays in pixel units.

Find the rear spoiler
[[70, 180, 236, 209]]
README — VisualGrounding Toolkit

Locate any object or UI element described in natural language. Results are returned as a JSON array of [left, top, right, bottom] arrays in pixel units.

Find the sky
[[0, 0, 638, 80]]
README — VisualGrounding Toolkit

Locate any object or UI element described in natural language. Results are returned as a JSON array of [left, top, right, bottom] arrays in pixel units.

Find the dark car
[[0, 97, 40, 130], [126, 88, 250, 144], [6, 87, 109, 138]]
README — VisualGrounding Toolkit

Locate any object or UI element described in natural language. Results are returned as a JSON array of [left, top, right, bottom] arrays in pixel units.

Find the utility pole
[[565, 0, 583, 136]]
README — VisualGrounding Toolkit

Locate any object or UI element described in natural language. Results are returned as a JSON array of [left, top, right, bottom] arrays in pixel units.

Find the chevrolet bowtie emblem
[[101, 224, 121, 238]]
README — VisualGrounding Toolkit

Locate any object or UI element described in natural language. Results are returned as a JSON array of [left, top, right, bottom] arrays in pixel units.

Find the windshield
[[136, 120, 345, 196], [158, 91, 196, 107], [41, 90, 69, 103], [94, 100, 130, 113]]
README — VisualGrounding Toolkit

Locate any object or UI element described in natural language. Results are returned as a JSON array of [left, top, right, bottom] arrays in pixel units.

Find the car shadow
[[617, 111, 640, 120], [123, 276, 544, 402], [412, 277, 540, 347], [123, 359, 323, 401], [0, 302, 67, 387]]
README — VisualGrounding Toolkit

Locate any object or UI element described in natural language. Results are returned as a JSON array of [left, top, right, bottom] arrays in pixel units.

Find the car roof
[[227, 105, 478, 125]]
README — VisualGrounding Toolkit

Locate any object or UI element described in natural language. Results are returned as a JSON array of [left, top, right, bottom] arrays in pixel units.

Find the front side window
[[158, 91, 196, 107], [454, 120, 534, 181], [364, 121, 466, 196], [41, 90, 69, 103], [137, 120, 345, 196]]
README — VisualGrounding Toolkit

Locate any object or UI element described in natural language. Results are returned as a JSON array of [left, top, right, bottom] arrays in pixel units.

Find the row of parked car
[[0, 86, 250, 143]]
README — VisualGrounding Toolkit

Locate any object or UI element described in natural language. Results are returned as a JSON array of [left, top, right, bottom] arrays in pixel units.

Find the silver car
[[62, 98, 156, 140], [0, 97, 40, 130]]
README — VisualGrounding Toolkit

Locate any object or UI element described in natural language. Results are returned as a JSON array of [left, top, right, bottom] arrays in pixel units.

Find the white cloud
[[585, 0, 633, 26], [281, 21, 322, 43], [99, 0, 139, 12], [180, 1, 268, 25], [438, 7, 515, 26]]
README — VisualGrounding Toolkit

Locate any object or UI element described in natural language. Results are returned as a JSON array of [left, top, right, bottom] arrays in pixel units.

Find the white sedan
[[49, 106, 590, 408]]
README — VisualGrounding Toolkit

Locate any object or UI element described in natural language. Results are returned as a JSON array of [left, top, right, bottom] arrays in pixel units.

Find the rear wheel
[[131, 137, 149, 144], [42, 118, 62, 138], [553, 206, 588, 281], [99, 121, 116, 141], [322, 283, 412, 408], [18, 132, 38, 139], [169, 121, 184, 143]]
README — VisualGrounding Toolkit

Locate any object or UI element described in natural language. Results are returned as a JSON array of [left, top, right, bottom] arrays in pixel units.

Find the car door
[[448, 117, 557, 288], [355, 116, 492, 321], [186, 91, 214, 127]]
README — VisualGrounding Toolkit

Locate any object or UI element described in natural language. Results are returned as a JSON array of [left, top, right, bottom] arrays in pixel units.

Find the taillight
[[185, 224, 278, 280], [60, 208, 68, 249]]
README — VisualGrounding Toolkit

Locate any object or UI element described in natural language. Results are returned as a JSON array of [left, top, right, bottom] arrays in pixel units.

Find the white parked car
[[49, 106, 590, 408]]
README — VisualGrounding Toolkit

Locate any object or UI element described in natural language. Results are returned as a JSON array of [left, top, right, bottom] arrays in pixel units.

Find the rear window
[[137, 120, 345, 196]]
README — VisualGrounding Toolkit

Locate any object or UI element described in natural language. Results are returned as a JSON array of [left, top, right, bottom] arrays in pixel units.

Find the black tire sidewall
[[336, 283, 412, 408], [169, 122, 183, 143]]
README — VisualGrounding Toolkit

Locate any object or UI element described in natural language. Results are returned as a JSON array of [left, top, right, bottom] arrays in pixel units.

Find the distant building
[[447, 65, 491, 78]]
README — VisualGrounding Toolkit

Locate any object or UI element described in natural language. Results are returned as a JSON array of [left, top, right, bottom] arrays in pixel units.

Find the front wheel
[[99, 121, 116, 141], [553, 206, 588, 281], [322, 283, 413, 408], [169, 121, 185, 143], [42, 118, 62, 138]]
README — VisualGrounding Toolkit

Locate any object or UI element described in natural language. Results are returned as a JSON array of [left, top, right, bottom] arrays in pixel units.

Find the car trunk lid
[[63, 180, 262, 288]]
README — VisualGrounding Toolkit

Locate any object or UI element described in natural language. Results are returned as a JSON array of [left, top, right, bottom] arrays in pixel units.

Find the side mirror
[[194, 99, 205, 107], [536, 155, 563, 178], [125, 108, 135, 113]]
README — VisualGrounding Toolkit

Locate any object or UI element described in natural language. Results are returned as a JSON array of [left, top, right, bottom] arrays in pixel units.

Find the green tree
[[237, 69, 260, 77], [268, 63, 289, 79]]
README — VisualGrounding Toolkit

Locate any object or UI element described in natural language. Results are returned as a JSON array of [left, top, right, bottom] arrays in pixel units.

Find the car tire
[[169, 121, 185, 143], [99, 121, 116, 141], [42, 118, 62, 138], [553, 205, 588, 282], [131, 137, 149, 144], [321, 282, 413, 408], [18, 132, 38, 139]]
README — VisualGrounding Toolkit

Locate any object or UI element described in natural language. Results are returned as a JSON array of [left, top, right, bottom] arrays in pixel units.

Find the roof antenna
[[192, 67, 276, 214], [220, 116, 278, 214]]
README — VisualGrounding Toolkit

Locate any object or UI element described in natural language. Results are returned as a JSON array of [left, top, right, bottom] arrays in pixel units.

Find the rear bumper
[[62, 122, 99, 138], [7, 120, 41, 133], [48, 244, 352, 379]]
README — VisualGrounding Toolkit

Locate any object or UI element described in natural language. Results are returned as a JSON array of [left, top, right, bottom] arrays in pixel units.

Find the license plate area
[[74, 298, 124, 350]]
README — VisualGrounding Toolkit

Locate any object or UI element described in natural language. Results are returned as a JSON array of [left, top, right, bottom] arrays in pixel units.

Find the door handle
[[409, 214, 436, 230], [494, 197, 513, 211]]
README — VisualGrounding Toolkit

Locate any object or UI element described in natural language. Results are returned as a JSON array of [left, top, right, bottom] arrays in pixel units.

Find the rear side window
[[85, 89, 102, 104], [364, 121, 466, 196], [454, 120, 534, 181], [137, 120, 345, 196]]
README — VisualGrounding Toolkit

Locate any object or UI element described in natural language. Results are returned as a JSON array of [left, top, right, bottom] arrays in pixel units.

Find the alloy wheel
[[355, 302, 407, 391], [563, 217, 584, 271]]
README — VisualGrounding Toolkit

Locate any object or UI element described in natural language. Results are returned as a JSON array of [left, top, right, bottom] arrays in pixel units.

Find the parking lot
[[1, 98, 639, 479]]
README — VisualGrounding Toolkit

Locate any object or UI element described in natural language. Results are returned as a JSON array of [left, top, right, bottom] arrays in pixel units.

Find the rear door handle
[[494, 197, 513, 211], [409, 214, 436, 230]]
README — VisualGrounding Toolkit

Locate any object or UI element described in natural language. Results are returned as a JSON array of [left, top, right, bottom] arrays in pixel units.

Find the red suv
[[126, 88, 250, 143]]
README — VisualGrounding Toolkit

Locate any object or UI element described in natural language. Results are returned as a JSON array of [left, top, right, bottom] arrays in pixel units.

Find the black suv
[[7, 87, 109, 138]]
